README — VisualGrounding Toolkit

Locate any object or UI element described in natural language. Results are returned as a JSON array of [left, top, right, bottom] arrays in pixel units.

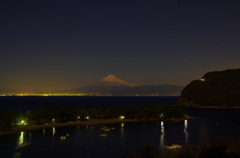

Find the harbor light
[[200, 78, 205, 81], [19, 120, 27, 126], [120, 115, 125, 120], [85, 116, 90, 120]]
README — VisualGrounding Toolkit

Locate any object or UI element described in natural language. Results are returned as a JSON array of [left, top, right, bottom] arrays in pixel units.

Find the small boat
[[100, 134, 107, 137], [101, 127, 111, 131], [60, 136, 67, 140], [166, 144, 182, 149]]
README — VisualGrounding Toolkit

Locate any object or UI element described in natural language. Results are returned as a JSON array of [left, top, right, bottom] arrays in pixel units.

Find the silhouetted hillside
[[178, 69, 240, 107]]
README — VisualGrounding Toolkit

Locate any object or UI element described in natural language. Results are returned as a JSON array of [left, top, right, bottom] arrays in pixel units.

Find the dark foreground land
[[0, 105, 188, 134]]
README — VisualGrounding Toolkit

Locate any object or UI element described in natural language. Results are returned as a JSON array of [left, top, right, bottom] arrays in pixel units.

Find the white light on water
[[184, 120, 189, 145], [160, 121, 165, 148], [161, 121, 164, 127], [53, 127, 56, 136], [184, 120, 188, 128]]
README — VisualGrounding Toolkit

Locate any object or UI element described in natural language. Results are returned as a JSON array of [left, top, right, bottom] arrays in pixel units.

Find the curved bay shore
[[0, 118, 191, 136]]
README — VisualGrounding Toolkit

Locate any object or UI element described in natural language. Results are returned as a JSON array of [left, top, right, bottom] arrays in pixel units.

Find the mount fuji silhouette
[[67, 75, 183, 96], [95, 74, 136, 87]]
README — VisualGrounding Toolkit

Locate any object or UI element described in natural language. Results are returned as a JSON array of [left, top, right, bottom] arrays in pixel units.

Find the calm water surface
[[1, 97, 240, 157], [1, 108, 240, 158], [0, 96, 179, 112]]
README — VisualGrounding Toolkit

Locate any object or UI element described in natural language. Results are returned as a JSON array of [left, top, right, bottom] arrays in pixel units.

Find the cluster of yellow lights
[[0, 92, 183, 97], [0, 93, 180, 97], [0, 93, 86, 96]]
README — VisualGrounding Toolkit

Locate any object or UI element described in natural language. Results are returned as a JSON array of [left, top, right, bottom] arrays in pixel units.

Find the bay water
[[0, 96, 240, 158]]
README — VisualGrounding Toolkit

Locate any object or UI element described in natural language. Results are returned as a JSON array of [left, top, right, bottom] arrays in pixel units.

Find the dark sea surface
[[1, 96, 240, 158], [0, 96, 179, 112]]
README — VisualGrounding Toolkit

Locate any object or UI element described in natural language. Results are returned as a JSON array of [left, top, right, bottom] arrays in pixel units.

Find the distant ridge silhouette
[[66, 74, 183, 96]]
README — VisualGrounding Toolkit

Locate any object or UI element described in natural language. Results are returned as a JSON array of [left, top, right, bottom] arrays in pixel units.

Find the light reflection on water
[[52, 127, 56, 136], [12, 121, 191, 157], [159, 120, 189, 149], [121, 123, 124, 140], [14, 132, 24, 158], [17, 131, 24, 147], [43, 129, 45, 136], [184, 120, 189, 145], [160, 121, 165, 149], [52, 127, 56, 148], [1, 117, 240, 158]]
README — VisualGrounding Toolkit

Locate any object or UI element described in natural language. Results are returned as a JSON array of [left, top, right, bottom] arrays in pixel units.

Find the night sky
[[0, 0, 240, 90]]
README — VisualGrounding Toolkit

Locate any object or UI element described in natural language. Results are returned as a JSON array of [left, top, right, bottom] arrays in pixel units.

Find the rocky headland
[[178, 69, 240, 107]]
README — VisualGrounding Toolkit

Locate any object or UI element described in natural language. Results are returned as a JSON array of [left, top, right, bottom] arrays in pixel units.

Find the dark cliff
[[178, 69, 240, 107]]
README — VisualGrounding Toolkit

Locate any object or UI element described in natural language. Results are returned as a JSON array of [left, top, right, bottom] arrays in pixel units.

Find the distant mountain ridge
[[67, 75, 183, 96]]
